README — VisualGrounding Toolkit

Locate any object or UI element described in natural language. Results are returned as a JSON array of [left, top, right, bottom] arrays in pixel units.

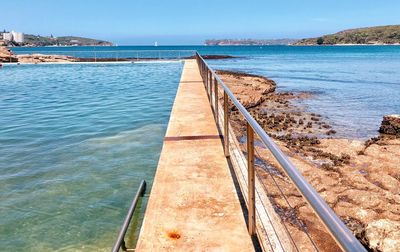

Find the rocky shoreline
[[2, 46, 399, 250], [217, 70, 400, 251], [0, 43, 238, 63]]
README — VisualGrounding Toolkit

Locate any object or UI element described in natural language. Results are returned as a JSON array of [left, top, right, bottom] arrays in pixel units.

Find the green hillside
[[3, 34, 112, 46], [294, 25, 400, 45]]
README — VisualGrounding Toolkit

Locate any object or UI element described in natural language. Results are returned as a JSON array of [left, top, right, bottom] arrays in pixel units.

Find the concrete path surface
[[136, 60, 255, 251]]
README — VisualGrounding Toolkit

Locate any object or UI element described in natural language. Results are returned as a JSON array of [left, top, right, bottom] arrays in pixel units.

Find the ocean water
[[0, 62, 182, 251], [203, 46, 400, 139], [2, 45, 400, 251], [12, 45, 400, 138]]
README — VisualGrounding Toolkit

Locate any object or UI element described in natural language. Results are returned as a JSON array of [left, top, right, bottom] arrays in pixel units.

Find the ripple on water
[[0, 63, 182, 251]]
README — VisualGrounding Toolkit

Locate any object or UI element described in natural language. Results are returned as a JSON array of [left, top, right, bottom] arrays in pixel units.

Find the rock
[[365, 219, 400, 252], [216, 70, 276, 110], [17, 54, 77, 63], [218, 69, 400, 251], [0, 41, 18, 62], [379, 115, 400, 137]]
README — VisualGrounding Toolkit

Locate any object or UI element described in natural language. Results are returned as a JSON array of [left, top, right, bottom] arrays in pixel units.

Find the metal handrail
[[195, 52, 366, 252], [11, 49, 196, 54], [112, 180, 146, 252], [9, 50, 196, 63]]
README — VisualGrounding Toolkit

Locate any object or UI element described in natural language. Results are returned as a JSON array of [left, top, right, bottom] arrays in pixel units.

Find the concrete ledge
[[136, 60, 254, 251]]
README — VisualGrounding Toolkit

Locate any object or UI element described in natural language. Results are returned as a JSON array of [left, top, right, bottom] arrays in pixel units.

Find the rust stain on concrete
[[166, 230, 181, 240], [135, 60, 254, 251]]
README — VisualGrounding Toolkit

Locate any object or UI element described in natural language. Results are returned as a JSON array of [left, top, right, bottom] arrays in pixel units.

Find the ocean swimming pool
[[3, 45, 400, 251], [12, 45, 400, 138], [0, 62, 183, 251]]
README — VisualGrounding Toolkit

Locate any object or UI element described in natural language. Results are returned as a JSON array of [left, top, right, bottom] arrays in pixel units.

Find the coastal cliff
[[217, 70, 400, 251], [294, 25, 400, 45]]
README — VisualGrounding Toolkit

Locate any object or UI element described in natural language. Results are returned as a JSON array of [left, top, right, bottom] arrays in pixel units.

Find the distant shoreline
[[8, 44, 114, 48], [290, 43, 400, 46], [10, 44, 400, 49]]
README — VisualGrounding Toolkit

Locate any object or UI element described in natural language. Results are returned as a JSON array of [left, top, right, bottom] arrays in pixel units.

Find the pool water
[[0, 62, 182, 251], [12, 45, 400, 139]]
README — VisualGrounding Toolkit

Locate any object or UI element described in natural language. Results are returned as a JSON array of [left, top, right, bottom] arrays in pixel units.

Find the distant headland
[[206, 25, 400, 46], [1, 30, 113, 47], [204, 39, 298, 46], [294, 25, 400, 45]]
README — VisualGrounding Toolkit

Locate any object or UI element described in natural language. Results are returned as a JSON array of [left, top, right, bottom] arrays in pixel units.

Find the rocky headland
[[294, 25, 400, 45], [217, 70, 400, 251]]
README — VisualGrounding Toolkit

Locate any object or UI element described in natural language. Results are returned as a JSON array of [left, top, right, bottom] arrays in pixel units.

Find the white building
[[11, 31, 24, 43], [2, 31, 24, 43], [2, 32, 12, 41]]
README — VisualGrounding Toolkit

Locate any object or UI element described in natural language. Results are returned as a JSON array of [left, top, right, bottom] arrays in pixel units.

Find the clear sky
[[2, 0, 400, 45]]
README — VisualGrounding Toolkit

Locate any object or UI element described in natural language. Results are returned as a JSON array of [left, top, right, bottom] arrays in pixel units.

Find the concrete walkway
[[136, 60, 254, 251]]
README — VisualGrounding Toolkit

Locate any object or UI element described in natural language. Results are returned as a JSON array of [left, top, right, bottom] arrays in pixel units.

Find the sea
[[1, 45, 399, 251]]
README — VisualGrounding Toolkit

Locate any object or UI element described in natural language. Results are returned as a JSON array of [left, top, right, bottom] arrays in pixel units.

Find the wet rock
[[326, 129, 336, 135], [379, 115, 400, 137]]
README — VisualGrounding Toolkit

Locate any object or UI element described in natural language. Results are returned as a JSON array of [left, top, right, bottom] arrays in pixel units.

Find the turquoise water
[[0, 62, 182, 251], [204, 45, 400, 138], [12, 45, 400, 138], [2, 45, 400, 251]]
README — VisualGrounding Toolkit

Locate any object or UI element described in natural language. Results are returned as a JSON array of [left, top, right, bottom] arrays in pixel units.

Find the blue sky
[[2, 0, 400, 45]]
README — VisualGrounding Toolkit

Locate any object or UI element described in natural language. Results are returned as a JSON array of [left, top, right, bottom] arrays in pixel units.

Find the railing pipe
[[196, 52, 366, 252], [112, 180, 146, 252]]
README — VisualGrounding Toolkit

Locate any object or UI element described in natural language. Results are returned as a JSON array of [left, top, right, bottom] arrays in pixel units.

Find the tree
[[316, 37, 324, 45]]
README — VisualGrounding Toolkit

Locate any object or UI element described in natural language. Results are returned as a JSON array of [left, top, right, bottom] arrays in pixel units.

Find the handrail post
[[205, 69, 208, 89], [209, 72, 212, 99], [223, 91, 230, 157], [210, 73, 213, 103], [194, 52, 367, 252], [247, 123, 256, 236], [207, 71, 211, 98], [214, 78, 218, 123], [206, 71, 209, 97]]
